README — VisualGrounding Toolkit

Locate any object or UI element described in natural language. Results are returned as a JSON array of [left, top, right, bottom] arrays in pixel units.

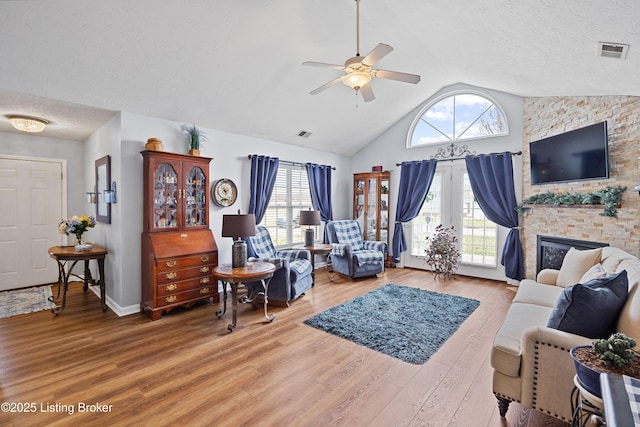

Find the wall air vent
[[598, 42, 629, 59], [297, 130, 312, 138]]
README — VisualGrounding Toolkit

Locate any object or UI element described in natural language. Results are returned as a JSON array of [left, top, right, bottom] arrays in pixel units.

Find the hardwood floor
[[0, 268, 568, 427]]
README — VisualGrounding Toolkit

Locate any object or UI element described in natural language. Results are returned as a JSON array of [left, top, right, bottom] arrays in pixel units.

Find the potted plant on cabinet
[[571, 332, 640, 397], [181, 124, 206, 156]]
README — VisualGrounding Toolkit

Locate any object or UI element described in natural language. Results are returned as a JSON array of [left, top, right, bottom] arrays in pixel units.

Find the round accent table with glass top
[[212, 261, 276, 332], [292, 243, 333, 283]]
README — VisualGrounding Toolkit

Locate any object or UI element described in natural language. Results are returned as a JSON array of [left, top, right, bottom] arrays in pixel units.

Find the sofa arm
[[520, 326, 591, 422], [536, 269, 560, 286]]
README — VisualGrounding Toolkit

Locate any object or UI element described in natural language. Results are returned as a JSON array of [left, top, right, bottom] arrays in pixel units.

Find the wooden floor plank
[[0, 268, 567, 427]]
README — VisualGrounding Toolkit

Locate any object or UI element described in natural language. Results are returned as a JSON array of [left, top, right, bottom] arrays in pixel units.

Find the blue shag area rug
[[303, 283, 480, 364]]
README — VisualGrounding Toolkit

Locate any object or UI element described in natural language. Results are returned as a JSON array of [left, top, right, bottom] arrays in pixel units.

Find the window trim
[[406, 89, 509, 149]]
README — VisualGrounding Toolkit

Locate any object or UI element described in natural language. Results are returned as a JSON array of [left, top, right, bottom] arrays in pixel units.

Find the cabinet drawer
[[156, 286, 217, 306], [157, 253, 217, 272], [157, 276, 214, 296], [156, 264, 214, 284]]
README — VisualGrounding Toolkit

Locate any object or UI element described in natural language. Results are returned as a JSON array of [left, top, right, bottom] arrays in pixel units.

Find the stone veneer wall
[[521, 96, 640, 279]]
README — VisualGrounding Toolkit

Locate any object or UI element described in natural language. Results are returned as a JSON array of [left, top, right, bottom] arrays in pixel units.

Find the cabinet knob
[[165, 260, 177, 268], [200, 255, 209, 263], [166, 272, 177, 280], [199, 288, 210, 295], [166, 284, 178, 291], [165, 295, 177, 303], [200, 266, 210, 273], [200, 277, 210, 284]]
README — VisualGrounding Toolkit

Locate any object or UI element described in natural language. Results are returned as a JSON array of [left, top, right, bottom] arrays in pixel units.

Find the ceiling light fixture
[[7, 115, 49, 133]]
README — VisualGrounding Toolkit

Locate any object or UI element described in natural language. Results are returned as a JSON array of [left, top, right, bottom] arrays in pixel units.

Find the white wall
[[117, 111, 351, 313], [350, 83, 524, 281], [0, 131, 85, 218]]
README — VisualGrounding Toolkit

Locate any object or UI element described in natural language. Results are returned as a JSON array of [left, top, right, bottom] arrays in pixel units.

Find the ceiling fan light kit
[[303, 0, 420, 102]]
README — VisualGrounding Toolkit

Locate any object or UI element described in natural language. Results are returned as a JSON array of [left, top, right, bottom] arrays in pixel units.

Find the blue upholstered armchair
[[326, 220, 386, 279], [246, 226, 313, 305]]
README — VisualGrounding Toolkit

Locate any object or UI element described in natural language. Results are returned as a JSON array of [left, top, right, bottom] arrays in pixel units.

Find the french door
[[403, 163, 502, 279]]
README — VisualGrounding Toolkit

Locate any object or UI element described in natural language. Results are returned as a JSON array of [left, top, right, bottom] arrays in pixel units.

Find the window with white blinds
[[260, 164, 313, 247]]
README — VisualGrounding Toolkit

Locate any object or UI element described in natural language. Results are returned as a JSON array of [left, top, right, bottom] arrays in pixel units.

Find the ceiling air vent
[[598, 42, 629, 59], [297, 130, 312, 138]]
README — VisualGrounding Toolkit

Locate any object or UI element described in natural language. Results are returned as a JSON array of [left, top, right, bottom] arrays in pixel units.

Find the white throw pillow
[[579, 263, 608, 283], [556, 247, 603, 287]]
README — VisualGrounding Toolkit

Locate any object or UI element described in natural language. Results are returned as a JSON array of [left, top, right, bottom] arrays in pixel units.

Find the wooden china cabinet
[[353, 171, 390, 245], [140, 150, 219, 320]]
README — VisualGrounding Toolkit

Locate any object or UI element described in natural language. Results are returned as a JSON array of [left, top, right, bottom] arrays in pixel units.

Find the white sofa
[[491, 246, 640, 422]]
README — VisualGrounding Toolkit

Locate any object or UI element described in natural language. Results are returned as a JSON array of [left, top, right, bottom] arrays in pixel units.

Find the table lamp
[[299, 210, 321, 247], [222, 212, 256, 268]]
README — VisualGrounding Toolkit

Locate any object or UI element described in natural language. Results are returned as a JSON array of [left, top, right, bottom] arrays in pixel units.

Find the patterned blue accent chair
[[326, 220, 387, 279], [246, 226, 313, 305]]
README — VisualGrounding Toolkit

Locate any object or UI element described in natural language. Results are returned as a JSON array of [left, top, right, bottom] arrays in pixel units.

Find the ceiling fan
[[303, 0, 421, 102]]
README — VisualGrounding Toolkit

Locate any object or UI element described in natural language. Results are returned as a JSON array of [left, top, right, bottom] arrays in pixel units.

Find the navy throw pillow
[[547, 270, 629, 339]]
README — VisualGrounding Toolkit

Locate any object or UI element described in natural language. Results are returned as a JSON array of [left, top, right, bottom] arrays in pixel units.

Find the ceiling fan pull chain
[[355, 0, 360, 56]]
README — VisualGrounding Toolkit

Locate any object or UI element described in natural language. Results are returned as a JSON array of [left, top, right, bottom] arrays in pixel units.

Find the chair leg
[[496, 396, 511, 417]]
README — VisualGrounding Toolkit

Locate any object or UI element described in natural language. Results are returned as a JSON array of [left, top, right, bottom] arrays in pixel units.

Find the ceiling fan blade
[[302, 61, 345, 71], [373, 69, 421, 84], [309, 76, 345, 95], [360, 83, 375, 102], [362, 43, 393, 66]]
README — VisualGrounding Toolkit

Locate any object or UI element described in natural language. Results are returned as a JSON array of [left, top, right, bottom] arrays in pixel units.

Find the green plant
[[425, 224, 461, 278], [516, 185, 626, 218], [181, 124, 206, 150], [592, 332, 637, 368]]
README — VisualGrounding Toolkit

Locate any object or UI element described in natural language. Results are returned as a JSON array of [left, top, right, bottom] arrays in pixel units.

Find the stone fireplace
[[536, 235, 609, 275]]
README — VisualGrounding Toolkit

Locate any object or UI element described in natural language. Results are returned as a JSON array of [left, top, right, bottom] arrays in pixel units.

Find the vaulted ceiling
[[1, 1, 638, 155]]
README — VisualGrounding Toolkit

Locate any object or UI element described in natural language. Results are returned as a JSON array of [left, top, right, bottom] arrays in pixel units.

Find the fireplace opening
[[536, 235, 609, 274]]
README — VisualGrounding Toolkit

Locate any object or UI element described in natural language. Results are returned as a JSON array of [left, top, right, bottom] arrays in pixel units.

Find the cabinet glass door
[[153, 163, 179, 230], [380, 177, 389, 243], [354, 178, 365, 222], [184, 166, 207, 228], [366, 178, 378, 240]]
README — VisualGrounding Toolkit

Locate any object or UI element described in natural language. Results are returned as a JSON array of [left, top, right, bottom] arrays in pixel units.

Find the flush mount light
[[7, 115, 49, 133]]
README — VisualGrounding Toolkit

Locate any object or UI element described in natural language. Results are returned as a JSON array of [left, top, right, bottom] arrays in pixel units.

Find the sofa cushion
[[579, 263, 607, 283], [556, 247, 602, 287], [547, 270, 629, 338], [491, 302, 554, 377], [512, 280, 564, 308]]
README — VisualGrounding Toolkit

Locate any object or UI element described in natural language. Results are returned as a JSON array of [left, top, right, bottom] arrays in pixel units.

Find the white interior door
[[0, 157, 64, 290]]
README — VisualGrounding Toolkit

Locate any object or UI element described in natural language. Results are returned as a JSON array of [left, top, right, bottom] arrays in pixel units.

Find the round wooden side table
[[212, 261, 276, 332]]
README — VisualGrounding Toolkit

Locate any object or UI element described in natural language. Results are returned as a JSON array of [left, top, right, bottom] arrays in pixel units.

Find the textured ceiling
[[1, 0, 639, 155]]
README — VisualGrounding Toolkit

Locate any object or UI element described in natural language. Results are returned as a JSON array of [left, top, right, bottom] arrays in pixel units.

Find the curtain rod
[[247, 155, 336, 170], [395, 151, 522, 166]]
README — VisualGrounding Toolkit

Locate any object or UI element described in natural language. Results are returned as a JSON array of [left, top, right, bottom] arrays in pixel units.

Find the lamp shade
[[299, 210, 321, 226], [222, 214, 256, 238]]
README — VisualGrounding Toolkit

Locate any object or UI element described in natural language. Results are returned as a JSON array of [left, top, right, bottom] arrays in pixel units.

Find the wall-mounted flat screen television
[[529, 121, 609, 185]]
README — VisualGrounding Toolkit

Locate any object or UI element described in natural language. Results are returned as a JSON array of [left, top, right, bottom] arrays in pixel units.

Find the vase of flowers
[[424, 224, 461, 279], [59, 215, 96, 251]]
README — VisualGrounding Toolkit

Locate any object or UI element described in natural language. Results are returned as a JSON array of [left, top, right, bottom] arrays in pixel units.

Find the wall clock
[[212, 179, 237, 207]]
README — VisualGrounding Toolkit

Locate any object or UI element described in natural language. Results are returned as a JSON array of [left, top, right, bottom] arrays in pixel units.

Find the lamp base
[[305, 228, 315, 247], [232, 240, 247, 268]]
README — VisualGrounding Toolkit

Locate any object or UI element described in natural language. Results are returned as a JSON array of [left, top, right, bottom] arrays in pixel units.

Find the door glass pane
[[185, 166, 206, 227], [410, 173, 442, 256], [366, 178, 378, 240], [153, 163, 178, 229], [461, 174, 497, 266]]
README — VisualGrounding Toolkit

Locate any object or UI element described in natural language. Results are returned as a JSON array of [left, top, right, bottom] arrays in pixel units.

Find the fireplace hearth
[[536, 235, 609, 274]]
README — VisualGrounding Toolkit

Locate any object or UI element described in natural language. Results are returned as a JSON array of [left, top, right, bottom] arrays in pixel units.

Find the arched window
[[407, 92, 508, 148]]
